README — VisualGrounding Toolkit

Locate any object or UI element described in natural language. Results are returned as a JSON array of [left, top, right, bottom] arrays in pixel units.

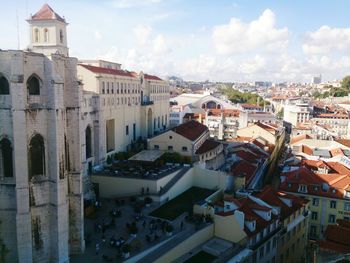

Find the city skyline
[[2, 0, 350, 82]]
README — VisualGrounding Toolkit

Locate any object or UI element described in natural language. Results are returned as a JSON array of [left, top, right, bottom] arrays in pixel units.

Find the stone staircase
[[158, 166, 191, 195]]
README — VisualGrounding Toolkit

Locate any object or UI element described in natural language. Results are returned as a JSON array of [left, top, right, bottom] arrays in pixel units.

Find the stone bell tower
[[27, 4, 69, 56]]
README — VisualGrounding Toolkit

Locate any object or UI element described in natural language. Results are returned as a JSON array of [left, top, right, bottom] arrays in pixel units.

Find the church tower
[[27, 4, 69, 56]]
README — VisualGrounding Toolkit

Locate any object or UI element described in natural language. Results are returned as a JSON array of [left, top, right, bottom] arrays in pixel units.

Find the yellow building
[[148, 120, 224, 168], [280, 164, 350, 240]]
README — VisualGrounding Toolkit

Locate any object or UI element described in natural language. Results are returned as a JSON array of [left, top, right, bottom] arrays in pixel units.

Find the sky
[[1, 0, 350, 82]]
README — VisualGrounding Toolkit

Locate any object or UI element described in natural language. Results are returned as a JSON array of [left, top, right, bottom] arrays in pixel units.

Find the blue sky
[[1, 0, 350, 82]]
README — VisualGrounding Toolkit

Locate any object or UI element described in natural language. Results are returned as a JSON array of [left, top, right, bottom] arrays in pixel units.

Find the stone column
[[11, 76, 33, 263]]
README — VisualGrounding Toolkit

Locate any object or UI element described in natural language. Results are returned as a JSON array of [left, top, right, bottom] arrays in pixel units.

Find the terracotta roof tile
[[336, 139, 350, 148], [144, 74, 162, 81], [172, 120, 208, 141], [79, 64, 136, 78], [195, 139, 221, 154], [30, 4, 66, 23]]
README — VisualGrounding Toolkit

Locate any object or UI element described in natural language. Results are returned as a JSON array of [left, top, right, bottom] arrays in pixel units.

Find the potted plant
[[144, 197, 153, 207], [122, 244, 131, 259], [129, 224, 138, 238], [165, 224, 174, 237]]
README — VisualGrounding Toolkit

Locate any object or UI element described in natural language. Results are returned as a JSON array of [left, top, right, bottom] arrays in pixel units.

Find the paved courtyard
[[70, 197, 190, 263]]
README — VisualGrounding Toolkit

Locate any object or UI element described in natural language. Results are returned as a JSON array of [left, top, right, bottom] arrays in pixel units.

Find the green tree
[[341, 75, 350, 90]]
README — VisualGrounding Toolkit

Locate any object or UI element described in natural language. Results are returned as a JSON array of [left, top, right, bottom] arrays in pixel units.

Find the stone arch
[[28, 134, 45, 179], [0, 75, 9, 95], [27, 74, 41, 95], [85, 125, 92, 159], [0, 138, 13, 177], [147, 108, 153, 137], [206, 100, 218, 109]]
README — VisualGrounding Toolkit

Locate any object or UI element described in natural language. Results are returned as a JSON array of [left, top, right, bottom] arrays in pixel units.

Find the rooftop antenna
[[16, 9, 20, 49]]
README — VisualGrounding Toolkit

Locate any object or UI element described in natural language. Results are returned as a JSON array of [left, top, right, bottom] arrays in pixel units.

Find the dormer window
[[345, 191, 350, 199], [298, 184, 307, 193]]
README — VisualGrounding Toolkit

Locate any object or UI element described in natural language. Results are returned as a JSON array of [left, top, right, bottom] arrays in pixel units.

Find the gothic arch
[[0, 74, 9, 95], [0, 137, 13, 177], [28, 134, 45, 178], [27, 74, 41, 95]]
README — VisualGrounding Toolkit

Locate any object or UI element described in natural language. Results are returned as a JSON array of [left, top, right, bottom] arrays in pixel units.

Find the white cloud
[[239, 55, 266, 74], [150, 13, 172, 22], [111, 0, 163, 8], [303, 25, 350, 55], [212, 9, 288, 55], [94, 31, 102, 40], [153, 34, 171, 55], [133, 24, 153, 45]]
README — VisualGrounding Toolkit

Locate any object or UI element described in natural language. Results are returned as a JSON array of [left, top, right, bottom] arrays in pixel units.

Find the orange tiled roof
[[336, 139, 350, 148], [30, 4, 66, 22], [172, 120, 208, 141], [79, 64, 136, 78], [317, 220, 350, 253], [195, 139, 221, 154]]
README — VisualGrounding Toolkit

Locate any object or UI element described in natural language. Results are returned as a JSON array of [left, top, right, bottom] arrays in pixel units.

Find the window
[[27, 75, 40, 95], [169, 136, 172, 139], [34, 28, 39, 42], [60, 29, 64, 43], [298, 184, 307, 193], [272, 237, 277, 248], [310, 225, 317, 237], [287, 231, 291, 241], [0, 138, 13, 177], [344, 216, 350, 221], [345, 202, 350, 211], [29, 134, 45, 178], [259, 246, 264, 259], [106, 119, 115, 152], [312, 198, 319, 206], [154, 145, 159, 150], [0, 75, 9, 94], [133, 123, 136, 141], [329, 214, 336, 223], [266, 240, 271, 253], [168, 146, 173, 151], [182, 146, 188, 152], [126, 125, 129, 136], [85, 126, 92, 159], [330, 200, 337, 209], [311, 211, 318, 220], [44, 28, 49, 42]]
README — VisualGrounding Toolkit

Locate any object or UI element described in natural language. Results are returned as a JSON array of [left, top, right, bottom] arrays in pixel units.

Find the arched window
[[44, 28, 49, 42], [86, 126, 92, 159], [60, 29, 64, 43], [27, 75, 40, 95], [0, 138, 13, 177], [34, 28, 39, 42], [0, 76, 9, 95], [29, 134, 45, 178]]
